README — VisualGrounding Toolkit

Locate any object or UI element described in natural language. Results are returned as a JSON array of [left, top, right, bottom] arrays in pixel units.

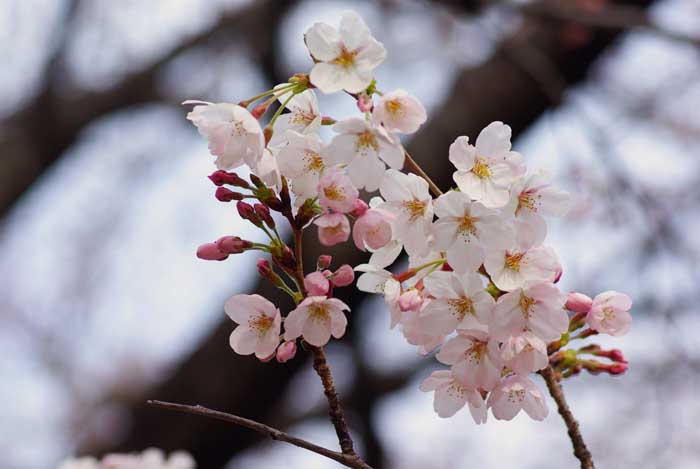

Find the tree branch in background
[[539, 366, 594, 469], [147, 400, 372, 469]]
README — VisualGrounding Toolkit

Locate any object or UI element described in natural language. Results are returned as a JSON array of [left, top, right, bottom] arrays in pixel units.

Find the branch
[[404, 150, 443, 197], [147, 400, 371, 469], [539, 366, 595, 469]]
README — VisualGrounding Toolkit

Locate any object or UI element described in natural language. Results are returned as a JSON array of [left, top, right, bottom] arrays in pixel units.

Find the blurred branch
[[147, 400, 372, 469], [540, 366, 594, 469]]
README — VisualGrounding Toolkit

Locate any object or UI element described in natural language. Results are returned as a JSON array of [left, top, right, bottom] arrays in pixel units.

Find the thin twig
[[311, 346, 359, 457], [403, 150, 443, 197], [539, 366, 595, 469], [293, 227, 306, 296], [147, 400, 372, 469]]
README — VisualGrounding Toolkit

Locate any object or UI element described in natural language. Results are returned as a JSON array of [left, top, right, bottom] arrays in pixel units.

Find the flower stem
[[539, 366, 595, 469], [403, 149, 443, 197], [242, 83, 296, 107]]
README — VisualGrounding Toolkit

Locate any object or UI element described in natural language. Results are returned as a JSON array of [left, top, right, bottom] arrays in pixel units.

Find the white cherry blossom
[[327, 117, 404, 191], [432, 190, 513, 272], [276, 131, 328, 203], [269, 88, 321, 147], [355, 263, 402, 327], [305, 10, 386, 93], [449, 122, 524, 208], [372, 89, 427, 134], [420, 369, 488, 423], [419, 270, 494, 335], [185, 100, 264, 170], [500, 331, 549, 375], [284, 296, 350, 346], [487, 374, 548, 421], [225, 294, 282, 359], [436, 329, 503, 391], [484, 241, 561, 292]]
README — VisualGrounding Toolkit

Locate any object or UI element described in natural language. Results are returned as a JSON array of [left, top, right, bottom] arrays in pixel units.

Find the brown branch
[[311, 347, 359, 457], [403, 150, 443, 197], [147, 400, 371, 469], [539, 366, 595, 469]]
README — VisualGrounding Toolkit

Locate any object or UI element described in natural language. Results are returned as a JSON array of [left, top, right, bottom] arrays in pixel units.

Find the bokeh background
[[2, 0, 700, 468]]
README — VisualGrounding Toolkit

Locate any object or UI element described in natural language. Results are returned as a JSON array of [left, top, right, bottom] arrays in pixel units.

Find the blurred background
[[1, 0, 700, 468]]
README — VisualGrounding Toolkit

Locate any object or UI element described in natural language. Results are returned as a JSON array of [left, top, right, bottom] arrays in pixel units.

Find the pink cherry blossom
[[401, 307, 446, 354], [355, 263, 402, 327], [269, 88, 321, 146], [304, 271, 330, 296], [399, 289, 424, 312], [500, 331, 549, 375], [352, 208, 394, 251], [305, 10, 386, 93], [491, 282, 568, 342], [276, 131, 328, 203], [327, 118, 404, 191], [419, 271, 494, 335], [224, 294, 282, 359], [484, 242, 561, 292], [314, 213, 351, 246], [372, 89, 427, 134], [330, 264, 355, 287], [420, 369, 488, 423], [487, 374, 548, 421], [184, 100, 264, 170], [284, 296, 350, 346], [436, 329, 502, 391], [586, 291, 632, 336], [448, 122, 524, 208], [318, 168, 359, 213]]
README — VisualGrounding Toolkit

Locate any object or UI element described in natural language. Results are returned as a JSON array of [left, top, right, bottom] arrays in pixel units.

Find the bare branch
[[147, 400, 372, 469], [539, 366, 595, 469]]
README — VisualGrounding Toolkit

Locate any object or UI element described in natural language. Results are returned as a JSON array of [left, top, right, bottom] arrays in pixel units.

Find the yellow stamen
[[356, 130, 379, 154], [323, 184, 345, 201], [385, 99, 403, 116], [458, 214, 479, 237], [505, 252, 525, 271], [308, 304, 330, 322], [519, 293, 535, 320], [248, 313, 273, 337], [402, 199, 426, 221], [472, 157, 492, 178], [447, 297, 474, 320], [303, 151, 325, 173], [331, 46, 358, 68]]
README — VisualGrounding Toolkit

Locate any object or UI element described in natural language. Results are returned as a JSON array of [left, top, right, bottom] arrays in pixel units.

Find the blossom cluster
[[190, 10, 632, 426], [58, 448, 195, 469]]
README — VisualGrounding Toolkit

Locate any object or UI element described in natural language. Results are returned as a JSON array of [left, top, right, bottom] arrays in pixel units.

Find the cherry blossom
[[488, 374, 548, 421], [276, 131, 328, 203], [507, 170, 571, 248], [225, 294, 282, 359], [586, 291, 632, 336], [314, 213, 351, 246], [276, 341, 298, 363], [184, 100, 264, 170], [352, 208, 394, 251], [491, 282, 568, 342], [565, 291, 593, 313], [304, 271, 330, 296], [436, 329, 502, 391], [500, 331, 549, 375], [269, 88, 321, 146], [432, 190, 513, 272], [372, 89, 427, 134], [484, 241, 561, 292], [318, 167, 359, 213], [400, 307, 446, 354], [284, 296, 350, 346], [305, 10, 386, 93], [327, 117, 404, 191], [419, 271, 494, 335], [379, 169, 433, 255], [420, 369, 488, 423], [355, 262, 402, 327], [449, 122, 524, 208]]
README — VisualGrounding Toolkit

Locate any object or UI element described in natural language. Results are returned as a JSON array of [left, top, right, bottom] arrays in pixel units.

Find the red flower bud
[[215, 186, 244, 202], [237, 201, 262, 227], [215, 236, 252, 254], [608, 362, 629, 375], [317, 255, 332, 270], [208, 170, 250, 188], [256, 258, 272, 278], [254, 203, 275, 229]]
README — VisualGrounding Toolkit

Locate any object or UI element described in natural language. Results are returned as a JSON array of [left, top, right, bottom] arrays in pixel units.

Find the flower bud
[[251, 102, 269, 119], [257, 258, 272, 278], [276, 341, 297, 363], [280, 246, 297, 271], [608, 349, 626, 363], [330, 264, 354, 287], [565, 292, 593, 313], [399, 289, 423, 312], [196, 243, 228, 261], [215, 236, 252, 254], [237, 201, 262, 227], [351, 199, 369, 217], [357, 92, 373, 112], [215, 186, 244, 202], [304, 271, 330, 296], [254, 203, 275, 229], [208, 170, 250, 188], [608, 362, 629, 375], [317, 255, 332, 270]]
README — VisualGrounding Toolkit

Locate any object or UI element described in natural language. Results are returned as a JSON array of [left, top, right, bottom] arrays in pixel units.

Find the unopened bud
[[304, 271, 330, 296], [357, 93, 373, 112], [276, 341, 297, 363], [399, 289, 423, 312], [280, 246, 297, 271], [249, 173, 265, 188], [257, 258, 272, 277], [237, 201, 262, 227], [608, 362, 629, 375], [208, 170, 250, 188], [566, 292, 593, 313], [196, 243, 228, 261], [215, 236, 252, 254], [215, 187, 244, 202], [330, 264, 354, 287], [251, 102, 269, 119], [254, 203, 275, 229], [317, 255, 332, 270], [351, 199, 369, 217]]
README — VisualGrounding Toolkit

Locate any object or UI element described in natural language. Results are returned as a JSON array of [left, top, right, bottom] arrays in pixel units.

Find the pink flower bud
[[314, 213, 350, 246], [209, 170, 249, 188], [331, 264, 354, 287], [317, 255, 332, 270], [196, 242, 228, 261], [352, 209, 392, 251], [216, 236, 252, 254], [398, 289, 423, 312], [254, 203, 275, 229], [276, 341, 297, 363], [351, 199, 368, 217], [357, 93, 373, 112], [215, 187, 244, 202], [237, 201, 261, 227], [257, 258, 272, 278], [251, 102, 269, 119], [304, 271, 330, 296], [279, 246, 297, 271], [609, 349, 626, 363], [608, 362, 628, 375], [565, 292, 593, 313]]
